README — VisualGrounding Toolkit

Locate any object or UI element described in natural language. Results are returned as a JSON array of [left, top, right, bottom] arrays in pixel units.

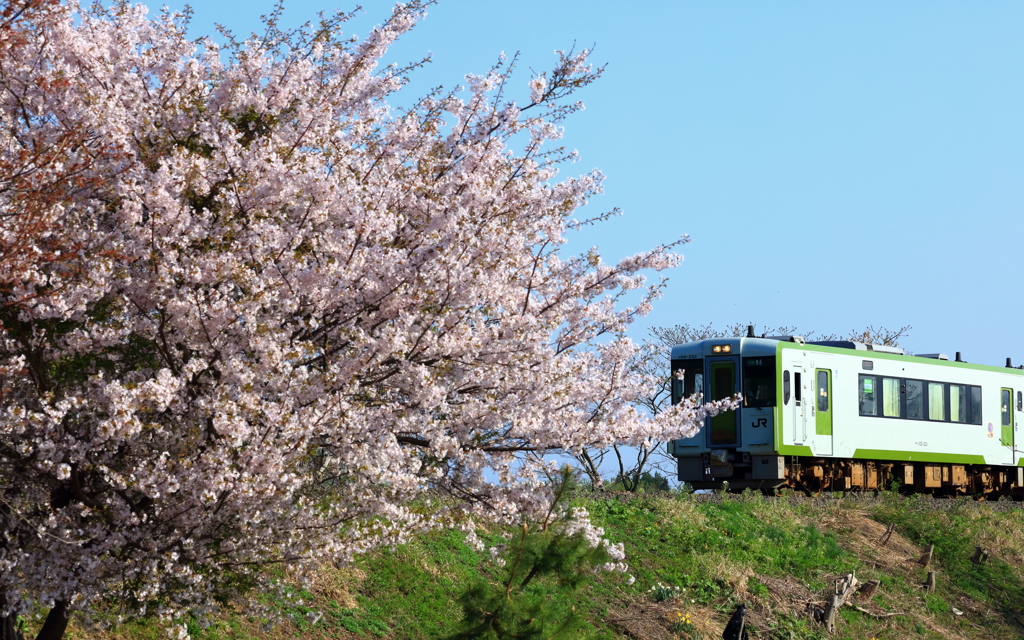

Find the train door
[[1001, 388, 1015, 456], [707, 357, 740, 446], [1017, 391, 1024, 465], [790, 363, 807, 445], [813, 368, 833, 456]]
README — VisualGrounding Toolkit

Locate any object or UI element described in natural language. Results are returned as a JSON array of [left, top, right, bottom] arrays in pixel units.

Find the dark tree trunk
[[34, 602, 68, 640], [0, 593, 24, 640], [0, 613, 24, 640]]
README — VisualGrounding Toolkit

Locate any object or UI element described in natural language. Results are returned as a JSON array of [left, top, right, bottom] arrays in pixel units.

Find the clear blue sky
[[159, 0, 1024, 368]]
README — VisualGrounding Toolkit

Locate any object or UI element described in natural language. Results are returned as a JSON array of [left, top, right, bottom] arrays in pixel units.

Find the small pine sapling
[[449, 468, 627, 639]]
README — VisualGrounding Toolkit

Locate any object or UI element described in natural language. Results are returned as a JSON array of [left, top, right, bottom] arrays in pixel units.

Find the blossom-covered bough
[[0, 1, 735, 638]]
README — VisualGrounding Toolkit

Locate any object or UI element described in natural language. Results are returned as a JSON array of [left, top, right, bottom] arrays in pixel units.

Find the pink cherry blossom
[[0, 2, 734, 638]]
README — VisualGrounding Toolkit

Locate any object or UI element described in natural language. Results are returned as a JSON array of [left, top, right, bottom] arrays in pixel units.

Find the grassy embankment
[[69, 490, 1024, 640]]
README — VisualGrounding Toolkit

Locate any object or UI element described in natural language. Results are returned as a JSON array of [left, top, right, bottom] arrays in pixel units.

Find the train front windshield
[[671, 359, 704, 404], [673, 355, 776, 409]]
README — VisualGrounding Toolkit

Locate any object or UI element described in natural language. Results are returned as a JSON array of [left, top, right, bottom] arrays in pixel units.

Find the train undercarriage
[[680, 453, 1024, 499]]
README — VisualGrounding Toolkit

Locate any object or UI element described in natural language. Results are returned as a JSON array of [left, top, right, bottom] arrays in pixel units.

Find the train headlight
[[712, 344, 732, 353], [712, 345, 721, 353], [723, 345, 732, 353]]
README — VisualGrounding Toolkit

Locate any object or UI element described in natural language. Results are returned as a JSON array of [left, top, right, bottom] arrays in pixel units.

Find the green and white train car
[[667, 333, 1024, 497]]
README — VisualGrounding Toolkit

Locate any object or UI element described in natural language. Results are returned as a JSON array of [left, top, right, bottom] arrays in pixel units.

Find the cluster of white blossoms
[[487, 545, 507, 568], [648, 583, 682, 602], [0, 0, 734, 634], [561, 507, 629, 579]]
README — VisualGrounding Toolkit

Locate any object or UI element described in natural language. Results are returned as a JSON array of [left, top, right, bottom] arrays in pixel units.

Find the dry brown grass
[[309, 564, 362, 609], [648, 494, 710, 530], [814, 509, 994, 640]]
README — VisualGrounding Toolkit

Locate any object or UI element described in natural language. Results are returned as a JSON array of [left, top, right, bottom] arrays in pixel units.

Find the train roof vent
[[918, 353, 949, 360], [765, 335, 805, 344], [810, 340, 865, 350], [809, 340, 905, 355], [866, 344, 905, 355]]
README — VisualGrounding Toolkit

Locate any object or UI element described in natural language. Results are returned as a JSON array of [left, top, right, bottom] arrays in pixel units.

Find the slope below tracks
[[589, 489, 1024, 512]]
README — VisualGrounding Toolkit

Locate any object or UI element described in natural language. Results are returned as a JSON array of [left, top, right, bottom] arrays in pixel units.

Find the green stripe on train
[[852, 449, 986, 464], [776, 444, 813, 456]]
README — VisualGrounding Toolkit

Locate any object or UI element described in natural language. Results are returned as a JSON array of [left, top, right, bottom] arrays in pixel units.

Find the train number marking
[[915, 441, 928, 447]]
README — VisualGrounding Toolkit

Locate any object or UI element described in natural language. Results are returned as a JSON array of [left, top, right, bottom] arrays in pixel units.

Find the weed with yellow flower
[[669, 610, 700, 638]]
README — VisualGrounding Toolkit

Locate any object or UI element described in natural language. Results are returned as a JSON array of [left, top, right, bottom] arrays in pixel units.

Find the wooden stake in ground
[[971, 546, 990, 564], [856, 580, 880, 601], [923, 572, 936, 594], [878, 523, 896, 547], [847, 579, 902, 620], [918, 544, 934, 568], [822, 573, 859, 633]]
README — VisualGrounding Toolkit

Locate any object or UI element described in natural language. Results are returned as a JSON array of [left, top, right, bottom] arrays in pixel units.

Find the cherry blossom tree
[[0, 2, 733, 638], [0, 0, 115, 316]]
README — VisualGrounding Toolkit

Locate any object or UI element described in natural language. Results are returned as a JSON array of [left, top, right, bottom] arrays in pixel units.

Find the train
[[667, 328, 1024, 498]]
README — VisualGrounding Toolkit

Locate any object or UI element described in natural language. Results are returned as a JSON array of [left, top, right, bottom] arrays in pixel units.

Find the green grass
[[63, 490, 1024, 640], [318, 529, 484, 638], [871, 494, 1024, 635]]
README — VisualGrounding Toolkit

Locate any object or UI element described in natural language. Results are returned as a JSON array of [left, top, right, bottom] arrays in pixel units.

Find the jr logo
[[751, 418, 768, 429]]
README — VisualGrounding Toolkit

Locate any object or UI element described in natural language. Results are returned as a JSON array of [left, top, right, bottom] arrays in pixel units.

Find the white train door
[[1001, 388, 1015, 465], [1017, 391, 1023, 466], [791, 363, 807, 445]]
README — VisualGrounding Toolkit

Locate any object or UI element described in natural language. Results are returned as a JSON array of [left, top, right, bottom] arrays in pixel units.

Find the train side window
[[817, 370, 829, 412], [905, 379, 924, 420], [950, 384, 969, 423], [859, 375, 877, 416], [882, 377, 901, 417], [1002, 389, 1012, 428], [794, 372, 802, 405], [1018, 391, 1022, 411], [927, 382, 946, 421], [969, 386, 982, 424], [783, 370, 791, 405]]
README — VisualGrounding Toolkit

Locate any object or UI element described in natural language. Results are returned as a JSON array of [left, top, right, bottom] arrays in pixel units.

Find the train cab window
[[928, 382, 946, 421], [742, 357, 776, 407], [670, 359, 704, 405], [671, 366, 683, 405], [1002, 389, 1012, 428], [950, 384, 969, 423], [970, 386, 982, 424], [783, 370, 791, 405], [859, 375, 878, 416], [905, 379, 924, 420], [882, 378, 901, 417]]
